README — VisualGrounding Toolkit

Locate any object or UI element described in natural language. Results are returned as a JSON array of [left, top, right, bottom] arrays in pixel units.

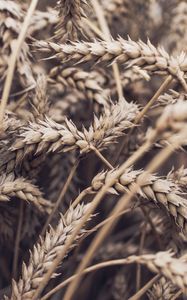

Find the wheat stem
[[85, 1, 123, 99], [91, 146, 113, 169], [128, 275, 161, 300], [113, 74, 173, 164], [41, 261, 160, 300]]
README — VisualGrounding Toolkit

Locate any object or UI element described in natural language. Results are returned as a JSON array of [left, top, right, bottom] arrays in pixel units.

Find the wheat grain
[[123, 251, 187, 294]]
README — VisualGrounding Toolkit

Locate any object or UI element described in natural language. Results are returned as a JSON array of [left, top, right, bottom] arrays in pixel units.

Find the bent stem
[[41, 261, 160, 300], [91, 146, 113, 169]]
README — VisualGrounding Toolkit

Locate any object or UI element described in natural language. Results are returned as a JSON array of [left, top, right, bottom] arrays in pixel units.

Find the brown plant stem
[[136, 223, 147, 292], [171, 290, 183, 300], [141, 207, 163, 250]]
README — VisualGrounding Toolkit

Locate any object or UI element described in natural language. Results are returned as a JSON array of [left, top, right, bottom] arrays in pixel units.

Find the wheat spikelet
[[90, 167, 187, 234], [34, 37, 187, 85], [48, 66, 110, 108], [9, 203, 90, 300], [30, 74, 49, 121], [55, 0, 88, 42], [0, 175, 52, 213], [168, 166, 187, 191], [147, 277, 177, 300]]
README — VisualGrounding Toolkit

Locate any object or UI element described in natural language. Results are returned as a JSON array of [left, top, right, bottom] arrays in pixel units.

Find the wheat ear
[[55, 0, 88, 41], [90, 167, 187, 234], [34, 37, 187, 88], [0, 175, 52, 213], [8, 99, 138, 165], [9, 203, 90, 300], [48, 66, 110, 108]]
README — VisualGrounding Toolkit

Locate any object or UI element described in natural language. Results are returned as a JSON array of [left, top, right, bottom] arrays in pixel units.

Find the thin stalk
[[86, 208, 131, 237], [128, 275, 161, 300], [0, 0, 38, 128], [113, 75, 173, 164], [41, 261, 160, 300], [136, 223, 147, 291], [40, 159, 79, 237], [171, 290, 182, 300], [91, 146, 113, 169], [69, 188, 91, 210], [12, 202, 24, 279], [90, 0, 123, 99], [141, 206, 163, 250]]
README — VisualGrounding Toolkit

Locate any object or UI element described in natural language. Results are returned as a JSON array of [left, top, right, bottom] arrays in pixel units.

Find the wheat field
[[0, 0, 187, 299]]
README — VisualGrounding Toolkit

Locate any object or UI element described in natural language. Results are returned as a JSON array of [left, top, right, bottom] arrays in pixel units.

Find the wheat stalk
[[8, 203, 91, 300]]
